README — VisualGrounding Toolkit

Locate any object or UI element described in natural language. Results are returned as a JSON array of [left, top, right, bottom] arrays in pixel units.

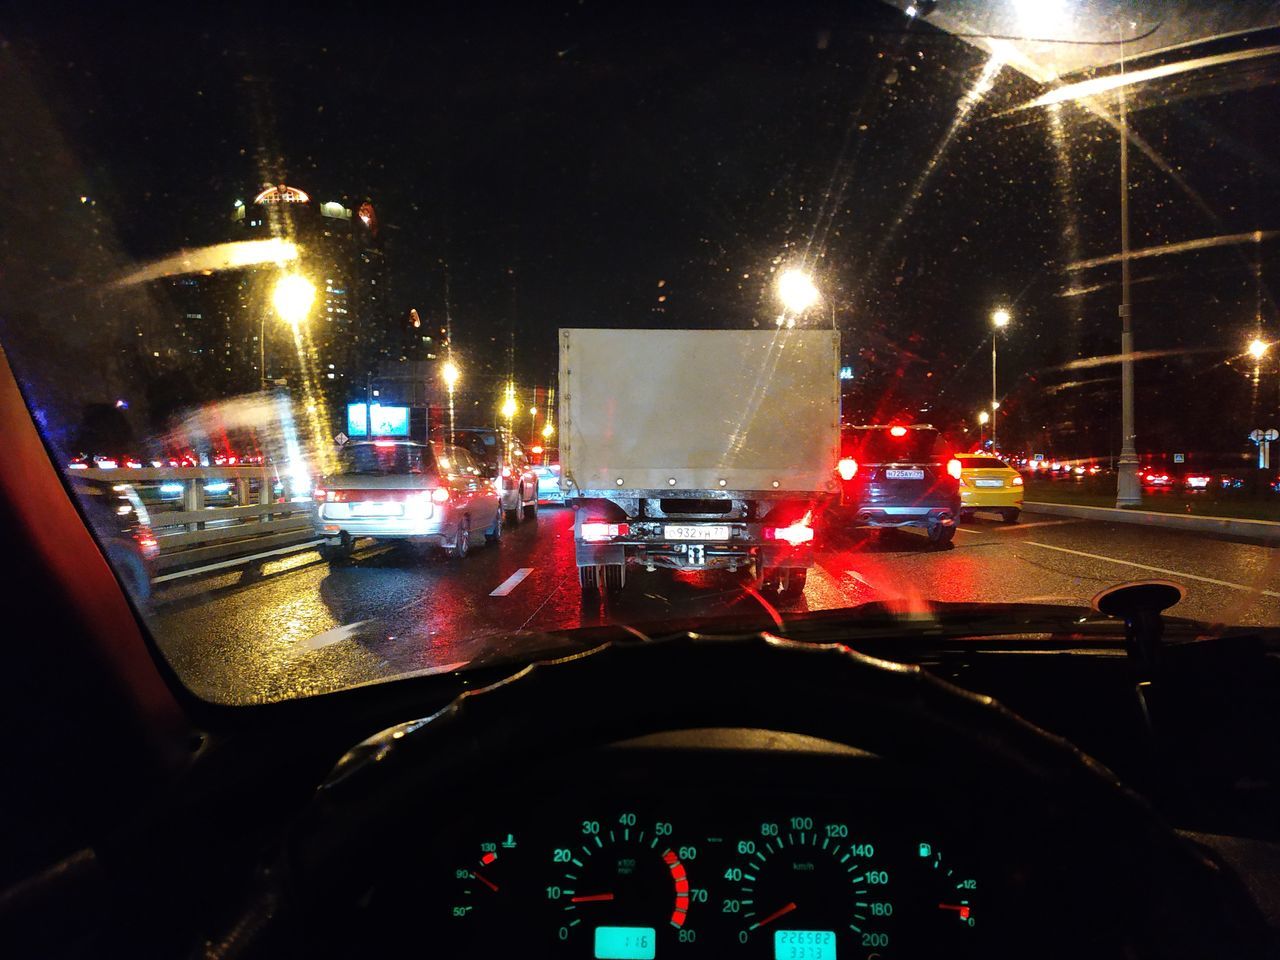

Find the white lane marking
[[152, 539, 323, 584], [1023, 540, 1280, 598], [296, 620, 374, 651], [490, 567, 534, 597], [955, 519, 1083, 533]]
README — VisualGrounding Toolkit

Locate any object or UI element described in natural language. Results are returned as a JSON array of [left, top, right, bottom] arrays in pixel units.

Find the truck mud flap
[[575, 542, 626, 567]]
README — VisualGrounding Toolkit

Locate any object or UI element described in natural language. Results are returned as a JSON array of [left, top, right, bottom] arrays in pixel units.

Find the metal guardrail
[[71, 466, 317, 571]]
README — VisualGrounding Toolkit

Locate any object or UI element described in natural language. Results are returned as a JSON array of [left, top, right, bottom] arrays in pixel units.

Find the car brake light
[[947, 458, 962, 479], [1012, 475, 1024, 486], [890, 425, 908, 437], [313, 488, 326, 502], [373, 439, 397, 448], [581, 522, 629, 541], [837, 458, 858, 481], [431, 487, 450, 504]]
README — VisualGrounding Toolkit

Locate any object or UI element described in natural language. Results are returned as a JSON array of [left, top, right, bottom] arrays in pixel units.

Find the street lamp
[[262, 273, 316, 387], [1248, 338, 1271, 360], [542, 421, 555, 439], [978, 409, 990, 445], [500, 391, 518, 420], [272, 274, 315, 327], [990, 308, 1010, 449], [776, 268, 821, 327], [441, 359, 461, 443]]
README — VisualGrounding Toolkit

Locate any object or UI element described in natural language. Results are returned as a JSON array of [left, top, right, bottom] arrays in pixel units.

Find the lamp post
[[1114, 47, 1142, 508], [441, 358, 461, 444], [990, 309, 1010, 451], [265, 273, 315, 387]]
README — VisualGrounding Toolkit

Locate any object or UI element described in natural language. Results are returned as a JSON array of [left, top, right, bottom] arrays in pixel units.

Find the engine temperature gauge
[[448, 831, 536, 949]]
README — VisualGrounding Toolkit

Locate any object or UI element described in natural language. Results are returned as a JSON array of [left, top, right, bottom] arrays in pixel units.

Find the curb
[[1024, 501, 1280, 542]]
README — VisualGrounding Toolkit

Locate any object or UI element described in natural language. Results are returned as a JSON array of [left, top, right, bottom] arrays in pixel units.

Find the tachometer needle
[[570, 892, 616, 903], [938, 903, 971, 920], [749, 901, 797, 931], [471, 871, 499, 893]]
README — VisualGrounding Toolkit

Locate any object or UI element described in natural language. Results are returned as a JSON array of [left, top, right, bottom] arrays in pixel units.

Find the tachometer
[[729, 818, 893, 958], [552, 814, 702, 957]]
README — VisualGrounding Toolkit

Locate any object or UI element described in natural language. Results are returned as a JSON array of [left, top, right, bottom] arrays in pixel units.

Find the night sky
[[3, 2, 1279, 459]]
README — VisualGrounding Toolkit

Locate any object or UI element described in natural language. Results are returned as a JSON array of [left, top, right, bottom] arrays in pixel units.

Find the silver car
[[315, 440, 503, 562]]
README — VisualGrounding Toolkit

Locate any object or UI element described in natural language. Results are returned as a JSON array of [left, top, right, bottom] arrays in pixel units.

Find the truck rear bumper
[[575, 540, 811, 571]]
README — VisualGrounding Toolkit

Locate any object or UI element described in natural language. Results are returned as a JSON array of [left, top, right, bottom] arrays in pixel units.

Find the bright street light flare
[[1247, 338, 1271, 360], [978, 410, 990, 425], [441, 360, 461, 389], [992, 400, 1001, 410], [272, 274, 316, 327], [501, 393, 518, 419], [542, 422, 555, 438], [991, 308, 1011, 328], [776, 268, 820, 314]]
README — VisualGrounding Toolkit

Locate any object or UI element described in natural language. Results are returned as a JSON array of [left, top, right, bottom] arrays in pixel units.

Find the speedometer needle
[[570, 892, 616, 903], [750, 901, 797, 931]]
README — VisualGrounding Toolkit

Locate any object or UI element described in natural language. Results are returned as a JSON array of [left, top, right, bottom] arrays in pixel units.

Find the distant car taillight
[[1011, 475, 1024, 486], [837, 458, 858, 481], [431, 487, 451, 504], [134, 528, 159, 559], [313, 487, 327, 502], [947, 458, 962, 479]]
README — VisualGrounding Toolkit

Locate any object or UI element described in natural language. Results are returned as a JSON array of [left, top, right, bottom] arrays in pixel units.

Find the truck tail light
[[890, 425, 908, 437], [1012, 475, 1024, 486], [837, 458, 858, 481], [581, 522, 629, 541], [947, 458, 962, 480], [765, 523, 815, 545]]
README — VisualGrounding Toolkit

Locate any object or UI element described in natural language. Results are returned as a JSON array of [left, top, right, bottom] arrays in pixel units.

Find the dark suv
[[833, 424, 961, 546]]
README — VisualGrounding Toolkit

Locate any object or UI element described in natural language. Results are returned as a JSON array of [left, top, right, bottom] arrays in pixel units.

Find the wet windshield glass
[[2, 2, 1278, 704]]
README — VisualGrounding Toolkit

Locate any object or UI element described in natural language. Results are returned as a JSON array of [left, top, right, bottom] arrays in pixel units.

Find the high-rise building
[[228, 183, 399, 418]]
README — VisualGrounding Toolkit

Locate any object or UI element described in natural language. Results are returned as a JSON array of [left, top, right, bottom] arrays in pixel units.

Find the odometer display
[[730, 818, 893, 957]]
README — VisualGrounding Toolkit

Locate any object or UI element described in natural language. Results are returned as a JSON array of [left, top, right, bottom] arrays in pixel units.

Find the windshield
[[3, 2, 1278, 705], [957, 458, 1011, 471], [844, 429, 947, 463]]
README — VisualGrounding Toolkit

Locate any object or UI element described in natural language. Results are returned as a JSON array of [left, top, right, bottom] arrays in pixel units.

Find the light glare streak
[[109, 239, 299, 288]]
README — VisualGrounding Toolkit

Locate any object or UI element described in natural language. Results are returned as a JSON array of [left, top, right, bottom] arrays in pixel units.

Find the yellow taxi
[[957, 453, 1024, 523]]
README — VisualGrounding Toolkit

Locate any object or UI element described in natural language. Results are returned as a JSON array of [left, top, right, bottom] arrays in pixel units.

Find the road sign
[[1173, 452, 1185, 463], [334, 432, 348, 445], [1249, 428, 1279, 442], [839, 366, 854, 380], [1269, 429, 1280, 442], [1033, 453, 1045, 462]]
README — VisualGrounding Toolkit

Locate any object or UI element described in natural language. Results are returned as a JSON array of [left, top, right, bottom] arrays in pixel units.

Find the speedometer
[[728, 817, 893, 958], [551, 813, 702, 958]]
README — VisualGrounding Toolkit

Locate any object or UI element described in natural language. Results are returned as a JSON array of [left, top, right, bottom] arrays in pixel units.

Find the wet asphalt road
[[148, 505, 1280, 704]]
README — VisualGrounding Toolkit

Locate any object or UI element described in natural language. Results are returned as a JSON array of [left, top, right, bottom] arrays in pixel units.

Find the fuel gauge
[[911, 841, 981, 954]]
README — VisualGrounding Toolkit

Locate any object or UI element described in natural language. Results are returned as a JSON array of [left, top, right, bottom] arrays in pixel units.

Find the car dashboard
[[321, 729, 1149, 959]]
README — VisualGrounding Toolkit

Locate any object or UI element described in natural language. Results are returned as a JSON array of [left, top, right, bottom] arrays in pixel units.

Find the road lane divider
[[153, 539, 324, 584], [1023, 540, 1280, 599], [490, 567, 534, 596]]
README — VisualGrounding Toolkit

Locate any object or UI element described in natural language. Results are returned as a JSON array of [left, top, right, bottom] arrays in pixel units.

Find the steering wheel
[[273, 633, 1268, 958]]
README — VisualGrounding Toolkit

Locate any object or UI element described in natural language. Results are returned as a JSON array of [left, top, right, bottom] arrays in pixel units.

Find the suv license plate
[[885, 469, 925, 480], [664, 524, 730, 541]]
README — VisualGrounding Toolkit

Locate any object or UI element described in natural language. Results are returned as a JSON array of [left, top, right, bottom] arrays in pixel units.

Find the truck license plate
[[664, 524, 730, 541], [885, 469, 925, 480]]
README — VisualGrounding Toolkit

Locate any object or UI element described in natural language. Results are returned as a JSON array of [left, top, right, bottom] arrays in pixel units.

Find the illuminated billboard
[[347, 402, 409, 437]]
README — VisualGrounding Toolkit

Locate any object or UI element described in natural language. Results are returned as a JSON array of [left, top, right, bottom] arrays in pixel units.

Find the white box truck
[[558, 328, 841, 598]]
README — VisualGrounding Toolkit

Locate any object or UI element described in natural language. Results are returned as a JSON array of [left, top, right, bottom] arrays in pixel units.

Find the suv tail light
[[837, 458, 858, 481], [947, 458, 962, 480]]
